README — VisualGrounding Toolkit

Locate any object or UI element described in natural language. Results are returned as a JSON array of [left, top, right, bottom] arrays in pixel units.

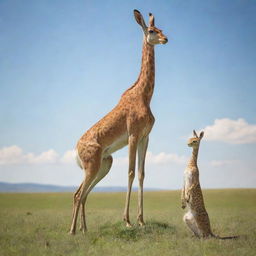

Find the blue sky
[[0, 0, 256, 189]]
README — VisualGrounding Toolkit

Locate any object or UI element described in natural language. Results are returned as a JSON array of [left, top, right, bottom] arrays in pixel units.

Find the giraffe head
[[134, 10, 168, 45], [188, 130, 204, 148]]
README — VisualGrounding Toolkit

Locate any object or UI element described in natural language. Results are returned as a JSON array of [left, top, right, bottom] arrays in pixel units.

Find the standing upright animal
[[181, 130, 238, 239], [69, 10, 168, 234]]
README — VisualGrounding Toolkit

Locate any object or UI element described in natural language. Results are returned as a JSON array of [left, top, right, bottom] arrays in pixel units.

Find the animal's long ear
[[193, 130, 198, 138], [199, 131, 204, 139], [134, 9, 147, 32], [149, 12, 155, 27]]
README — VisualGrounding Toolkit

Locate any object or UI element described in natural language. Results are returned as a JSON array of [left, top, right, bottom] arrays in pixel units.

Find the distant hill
[[0, 182, 159, 193]]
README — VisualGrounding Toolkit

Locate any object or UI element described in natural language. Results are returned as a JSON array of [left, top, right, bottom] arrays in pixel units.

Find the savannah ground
[[0, 189, 255, 256]]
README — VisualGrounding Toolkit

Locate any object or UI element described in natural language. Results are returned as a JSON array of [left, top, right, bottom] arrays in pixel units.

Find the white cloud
[[114, 152, 187, 166], [146, 152, 187, 165], [27, 150, 59, 164], [1, 147, 255, 189], [60, 150, 76, 164], [0, 146, 186, 167], [0, 145, 24, 165], [203, 118, 256, 144], [210, 160, 237, 167], [0, 146, 59, 165]]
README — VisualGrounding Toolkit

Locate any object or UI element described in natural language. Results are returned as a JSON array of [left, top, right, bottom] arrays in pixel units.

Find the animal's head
[[187, 130, 204, 148], [134, 9, 168, 45]]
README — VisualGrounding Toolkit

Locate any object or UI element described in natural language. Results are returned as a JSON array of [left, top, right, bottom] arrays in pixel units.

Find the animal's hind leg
[[69, 153, 101, 235], [71, 182, 83, 219], [183, 212, 201, 238], [79, 155, 113, 232], [71, 182, 88, 232]]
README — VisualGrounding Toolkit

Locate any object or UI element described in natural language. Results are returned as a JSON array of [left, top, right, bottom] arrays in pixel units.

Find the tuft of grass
[[94, 220, 175, 242]]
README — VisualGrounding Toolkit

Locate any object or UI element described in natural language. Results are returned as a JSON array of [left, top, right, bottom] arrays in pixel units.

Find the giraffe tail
[[75, 148, 84, 169]]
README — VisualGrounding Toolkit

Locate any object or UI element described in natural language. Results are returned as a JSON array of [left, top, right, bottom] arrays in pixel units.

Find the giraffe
[[181, 130, 238, 239], [69, 9, 168, 235]]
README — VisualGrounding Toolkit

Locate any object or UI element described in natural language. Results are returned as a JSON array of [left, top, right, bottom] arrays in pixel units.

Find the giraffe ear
[[199, 131, 204, 139], [134, 9, 147, 32], [149, 13, 155, 27], [193, 130, 198, 138]]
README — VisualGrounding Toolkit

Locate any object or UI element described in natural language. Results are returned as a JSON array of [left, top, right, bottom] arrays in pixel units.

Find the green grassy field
[[0, 189, 255, 256]]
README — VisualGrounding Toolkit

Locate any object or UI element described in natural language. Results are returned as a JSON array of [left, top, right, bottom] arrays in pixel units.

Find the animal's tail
[[212, 234, 239, 240], [217, 235, 239, 240], [75, 148, 84, 169]]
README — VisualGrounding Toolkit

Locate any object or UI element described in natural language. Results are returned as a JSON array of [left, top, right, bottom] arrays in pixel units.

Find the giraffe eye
[[148, 30, 154, 34]]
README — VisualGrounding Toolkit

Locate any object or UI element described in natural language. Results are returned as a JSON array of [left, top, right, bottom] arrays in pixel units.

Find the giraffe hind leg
[[79, 155, 113, 233], [69, 148, 101, 235]]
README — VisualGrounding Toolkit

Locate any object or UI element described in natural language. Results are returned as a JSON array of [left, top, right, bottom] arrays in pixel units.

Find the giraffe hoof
[[69, 230, 76, 235], [81, 227, 87, 234], [126, 222, 133, 228], [138, 221, 145, 227]]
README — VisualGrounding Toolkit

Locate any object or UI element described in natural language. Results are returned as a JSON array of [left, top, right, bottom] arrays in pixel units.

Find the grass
[[0, 189, 255, 256]]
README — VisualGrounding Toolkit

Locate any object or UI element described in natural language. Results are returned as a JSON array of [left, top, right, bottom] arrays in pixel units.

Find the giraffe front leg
[[123, 134, 138, 227], [137, 136, 149, 226]]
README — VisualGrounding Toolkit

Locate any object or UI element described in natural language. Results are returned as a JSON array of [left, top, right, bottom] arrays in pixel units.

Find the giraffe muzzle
[[160, 38, 168, 44]]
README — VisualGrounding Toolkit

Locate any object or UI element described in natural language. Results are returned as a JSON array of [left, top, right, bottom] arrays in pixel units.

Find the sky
[[0, 0, 256, 190]]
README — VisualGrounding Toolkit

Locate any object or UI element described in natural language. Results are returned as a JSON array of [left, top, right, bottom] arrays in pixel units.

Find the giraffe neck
[[136, 38, 155, 104], [188, 147, 199, 168]]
